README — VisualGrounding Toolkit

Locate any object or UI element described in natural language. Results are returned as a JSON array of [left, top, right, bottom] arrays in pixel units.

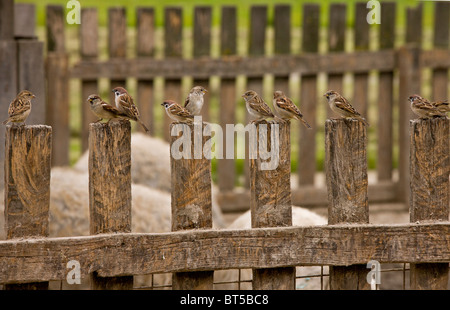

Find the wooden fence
[[0, 117, 448, 289], [38, 2, 450, 212]]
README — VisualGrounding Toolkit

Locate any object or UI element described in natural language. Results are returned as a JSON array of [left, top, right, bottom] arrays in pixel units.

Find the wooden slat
[[251, 120, 295, 289], [432, 2, 449, 102], [409, 118, 449, 290], [4, 125, 52, 289], [164, 7, 183, 141], [46, 5, 65, 53], [245, 5, 267, 189], [170, 122, 213, 290], [193, 7, 211, 122], [136, 7, 155, 135], [218, 6, 237, 192], [0, 223, 448, 284], [0, 0, 14, 40], [327, 3, 346, 118], [377, 2, 396, 181], [108, 7, 127, 104], [14, 3, 36, 39], [325, 119, 370, 290], [80, 8, 99, 152], [273, 4, 291, 92], [88, 121, 133, 289], [298, 4, 320, 186]]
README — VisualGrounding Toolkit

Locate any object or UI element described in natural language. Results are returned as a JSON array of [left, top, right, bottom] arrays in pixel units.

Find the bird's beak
[[161, 103, 165, 106], [32, 95, 36, 98], [203, 90, 208, 94]]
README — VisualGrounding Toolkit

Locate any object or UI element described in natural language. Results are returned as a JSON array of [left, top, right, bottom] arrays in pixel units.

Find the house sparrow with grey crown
[[162, 100, 194, 123], [87, 94, 128, 123], [273, 90, 312, 129], [324, 90, 369, 126], [3, 90, 35, 125], [242, 90, 274, 122], [408, 94, 446, 119], [184, 86, 207, 115], [112, 86, 150, 132]]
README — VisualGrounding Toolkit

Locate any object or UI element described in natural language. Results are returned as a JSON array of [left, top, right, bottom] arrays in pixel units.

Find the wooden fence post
[[170, 121, 213, 289], [88, 121, 133, 289], [325, 119, 370, 290], [4, 125, 52, 290], [250, 120, 295, 290], [409, 118, 449, 290]]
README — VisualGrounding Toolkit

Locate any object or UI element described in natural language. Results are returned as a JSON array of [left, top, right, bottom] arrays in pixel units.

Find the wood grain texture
[[88, 120, 133, 289], [432, 2, 449, 102], [250, 120, 294, 289], [325, 119, 369, 290], [0, 223, 448, 284], [108, 7, 127, 104], [45, 5, 65, 53], [170, 122, 213, 289], [409, 118, 449, 290]]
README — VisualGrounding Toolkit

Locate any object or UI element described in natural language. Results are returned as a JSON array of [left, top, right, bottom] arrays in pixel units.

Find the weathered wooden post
[[4, 125, 52, 290], [409, 118, 449, 290], [325, 119, 370, 290], [88, 121, 133, 289], [170, 121, 213, 290], [250, 120, 295, 290]]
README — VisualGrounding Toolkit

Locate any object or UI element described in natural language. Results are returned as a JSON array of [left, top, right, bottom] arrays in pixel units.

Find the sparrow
[[272, 90, 312, 129], [161, 100, 194, 123], [408, 94, 446, 119], [241, 90, 274, 122], [112, 86, 150, 132], [184, 86, 207, 115], [324, 90, 369, 126], [2, 90, 35, 125], [87, 94, 128, 123]]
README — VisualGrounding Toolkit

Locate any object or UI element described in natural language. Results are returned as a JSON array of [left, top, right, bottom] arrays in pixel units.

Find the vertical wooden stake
[[4, 125, 52, 290], [325, 119, 370, 290], [89, 121, 133, 289], [170, 121, 213, 290], [409, 118, 449, 290], [250, 120, 295, 290]]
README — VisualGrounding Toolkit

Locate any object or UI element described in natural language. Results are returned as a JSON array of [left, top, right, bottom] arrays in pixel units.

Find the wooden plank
[[170, 122, 213, 290], [327, 3, 346, 118], [108, 7, 127, 104], [80, 8, 99, 152], [377, 2, 396, 181], [409, 118, 449, 290], [0, 223, 449, 284], [251, 120, 295, 289], [88, 121, 133, 289], [298, 4, 320, 186], [273, 4, 291, 92], [164, 7, 183, 141], [397, 47, 421, 204], [0, 40, 17, 189], [46, 54, 69, 166], [245, 5, 267, 189], [46, 5, 65, 53], [0, 0, 14, 40], [218, 6, 237, 192], [4, 125, 51, 289], [14, 3, 35, 39], [406, 4, 422, 47], [325, 119, 370, 290], [193, 6, 211, 122], [17, 40, 46, 125], [136, 7, 155, 135], [432, 2, 449, 102], [71, 50, 398, 80]]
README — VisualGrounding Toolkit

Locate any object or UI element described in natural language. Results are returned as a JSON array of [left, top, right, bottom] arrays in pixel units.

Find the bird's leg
[[95, 118, 102, 123]]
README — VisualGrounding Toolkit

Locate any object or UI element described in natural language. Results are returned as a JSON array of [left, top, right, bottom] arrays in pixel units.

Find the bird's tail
[[358, 116, 370, 127], [2, 119, 9, 125], [138, 118, 150, 133], [300, 117, 312, 129]]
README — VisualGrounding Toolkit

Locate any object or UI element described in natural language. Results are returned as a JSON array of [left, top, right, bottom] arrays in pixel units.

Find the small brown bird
[[324, 90, 369, 126], [161, 100, 194, 123], [184, 86, 208, 115], [408, 94, 446, 119], [87, 94, 128, 123], [241, 90, 274, 122], [2, 90, 35, 125], [273, 90, 312, 129], [112, 86, 150, 132]]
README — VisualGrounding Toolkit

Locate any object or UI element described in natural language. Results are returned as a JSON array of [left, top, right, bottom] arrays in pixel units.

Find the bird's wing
[[8, 97, 29, 117], [118, 94, 140, 119], [433, 100, 449, 112], [275, 96, 303, 118], [184, 95, 190, 107], [169, 103, 193, 118], [249, 96, 274, 116], [102, 102, 127, 117], [334, 96, 361, 116], [415, 98, 436, 111]]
